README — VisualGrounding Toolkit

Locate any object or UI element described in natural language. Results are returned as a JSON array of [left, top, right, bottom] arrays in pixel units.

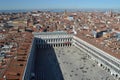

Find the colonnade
[[35, 38, 72, 48], [33, 32, 73, 48], [36, 43, 72, 48], [73, 36, 120, 80]]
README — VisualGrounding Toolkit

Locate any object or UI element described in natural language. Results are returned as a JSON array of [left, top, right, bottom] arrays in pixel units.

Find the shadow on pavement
[[34, 38, 64, 80]]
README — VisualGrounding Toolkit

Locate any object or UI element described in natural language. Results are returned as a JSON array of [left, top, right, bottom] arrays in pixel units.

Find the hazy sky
[[0, 0, 120, 10]]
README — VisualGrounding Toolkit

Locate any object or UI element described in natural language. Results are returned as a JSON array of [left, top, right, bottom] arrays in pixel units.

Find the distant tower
[[108, 10, 113, 17], [27, 19, 33, 27], [109, 10, 112, 17], [27, 19, 30, 27], [72, 25, 77, 35], [64, 10, 67, 16]]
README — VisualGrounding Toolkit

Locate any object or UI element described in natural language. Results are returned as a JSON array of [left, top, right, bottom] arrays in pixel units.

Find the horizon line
[[0, 8, 120, 11]]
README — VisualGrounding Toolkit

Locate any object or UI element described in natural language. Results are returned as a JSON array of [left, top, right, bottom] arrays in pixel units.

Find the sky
[[0, 0, 120, 10]]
